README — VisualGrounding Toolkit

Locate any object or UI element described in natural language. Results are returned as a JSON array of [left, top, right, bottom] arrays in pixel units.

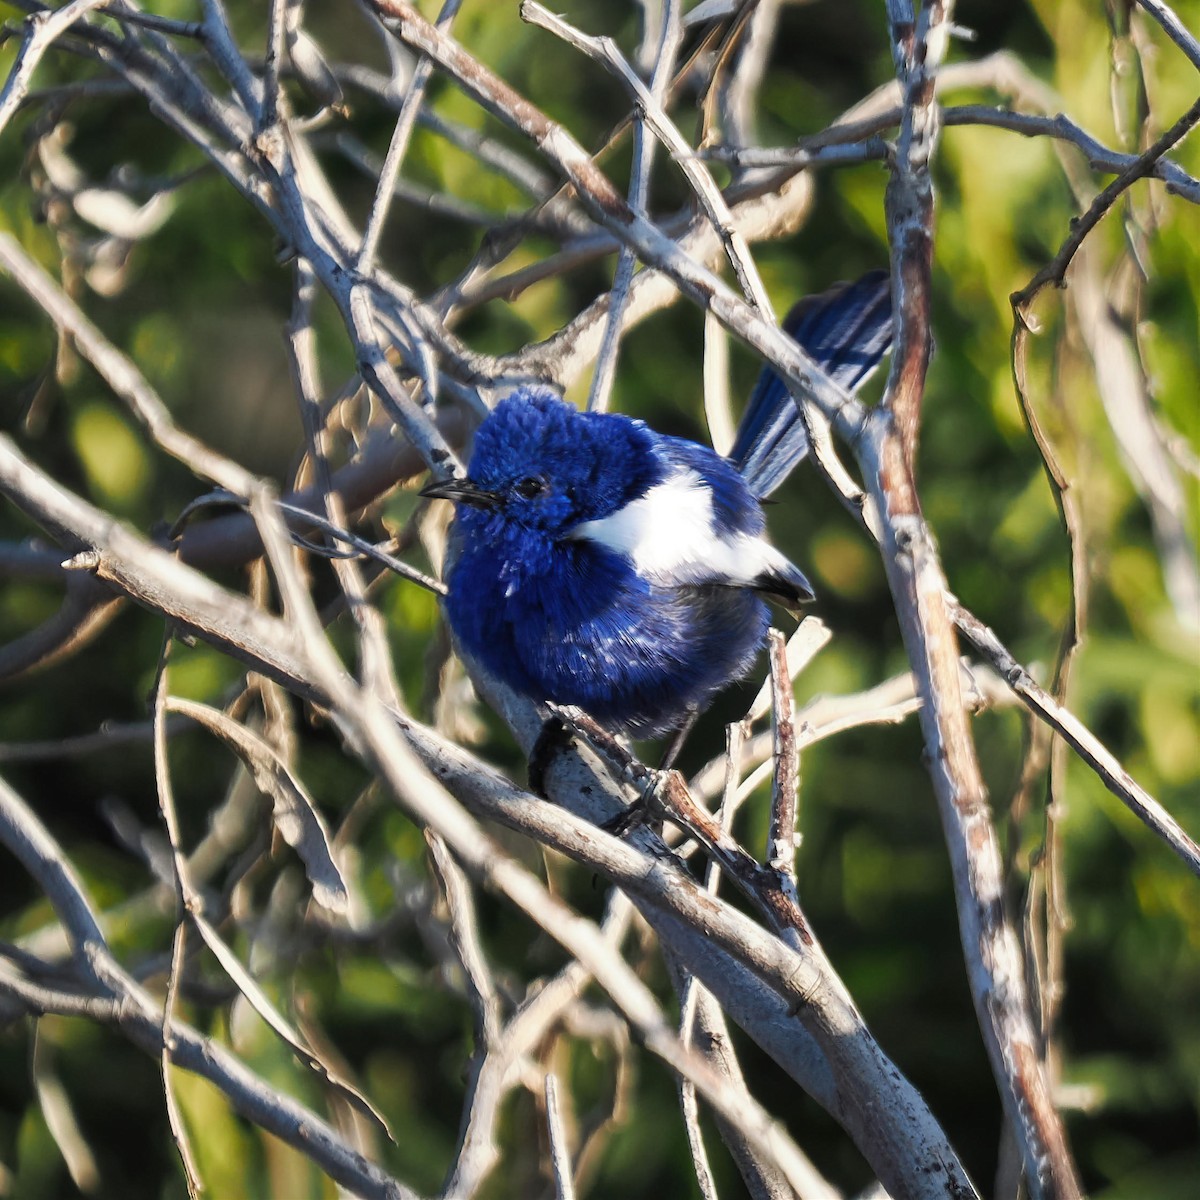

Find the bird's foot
[[600, 766, 676, 838], [528, 708, 681, 842], [600, 797, 650, 838]]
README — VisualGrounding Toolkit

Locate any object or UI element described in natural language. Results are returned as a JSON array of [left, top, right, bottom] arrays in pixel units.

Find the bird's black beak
[[419, 476, 500, 510]]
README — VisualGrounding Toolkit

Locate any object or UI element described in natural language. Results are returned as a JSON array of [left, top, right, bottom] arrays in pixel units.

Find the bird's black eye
[[513, 475, 548, 500]]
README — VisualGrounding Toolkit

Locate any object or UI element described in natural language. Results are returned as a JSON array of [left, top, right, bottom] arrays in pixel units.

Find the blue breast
[[447, 528, 767, 736]]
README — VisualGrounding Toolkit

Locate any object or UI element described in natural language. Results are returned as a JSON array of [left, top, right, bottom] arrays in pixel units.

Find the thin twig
[[951, 600, 1200, 878], [261, 0, 286, 130], [0, 0, 113, 140], [765, 629, 799, 884], [1012, 93, 1200, 308], [523, 2, 775, 321], [709, 104, 1200, 202], [151, 642, 205, 1199], [1134, 0, 1200, 72], [543, 1073, 576, 1200], [583, 0, 681, 413], [358, 0, 464, 273]]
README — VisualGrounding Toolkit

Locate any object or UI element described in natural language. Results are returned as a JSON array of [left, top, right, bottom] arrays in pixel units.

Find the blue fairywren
[[422, 272, 892, 739]]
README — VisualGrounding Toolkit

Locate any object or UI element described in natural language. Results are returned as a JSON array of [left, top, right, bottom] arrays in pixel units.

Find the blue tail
[[728, 270, 892, 498]]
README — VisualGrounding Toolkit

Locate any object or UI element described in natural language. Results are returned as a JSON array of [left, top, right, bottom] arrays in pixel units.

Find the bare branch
[[165, 697, 350, 911], [1134, 0, 1200, 72], [0, 0, 113, 140], [523, 2, 775, 321], [543, 1073, 576, 1200], [151, 645, 205, 1199], [578, 0, 682, 413], [951, 601, 1200, 878], [709, 105, 1200, 203], [1012, 93, 1200, 308], [765, 629, 799, 883], [358, 0, 465, 274]]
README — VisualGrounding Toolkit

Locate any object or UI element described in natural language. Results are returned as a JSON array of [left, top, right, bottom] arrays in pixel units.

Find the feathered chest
[[449, 517, 635, 631]]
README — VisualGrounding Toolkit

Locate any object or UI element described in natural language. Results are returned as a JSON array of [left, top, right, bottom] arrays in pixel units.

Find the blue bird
[[422, 272, 892, 742]]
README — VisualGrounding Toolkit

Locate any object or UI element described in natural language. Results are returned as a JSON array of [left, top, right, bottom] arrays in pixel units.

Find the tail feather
[[752, 559, 816, 613], [728, 270, 893, 498]]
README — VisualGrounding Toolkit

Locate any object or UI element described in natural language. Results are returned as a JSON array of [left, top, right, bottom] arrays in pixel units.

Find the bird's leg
[[601, 709, 699, 835], [532, 711, 653, 835], [527, 714, 576, 799], [659, 708, 699, 771], [600, 790, 653, 838], [531, 708, 694, 839]]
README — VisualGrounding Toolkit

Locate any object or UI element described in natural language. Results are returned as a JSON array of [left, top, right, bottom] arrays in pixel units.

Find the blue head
[[423, 388, 661, 541]]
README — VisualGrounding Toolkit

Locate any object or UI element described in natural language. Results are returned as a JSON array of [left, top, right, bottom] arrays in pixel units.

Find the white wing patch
[[569, 470, 789, 588]]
